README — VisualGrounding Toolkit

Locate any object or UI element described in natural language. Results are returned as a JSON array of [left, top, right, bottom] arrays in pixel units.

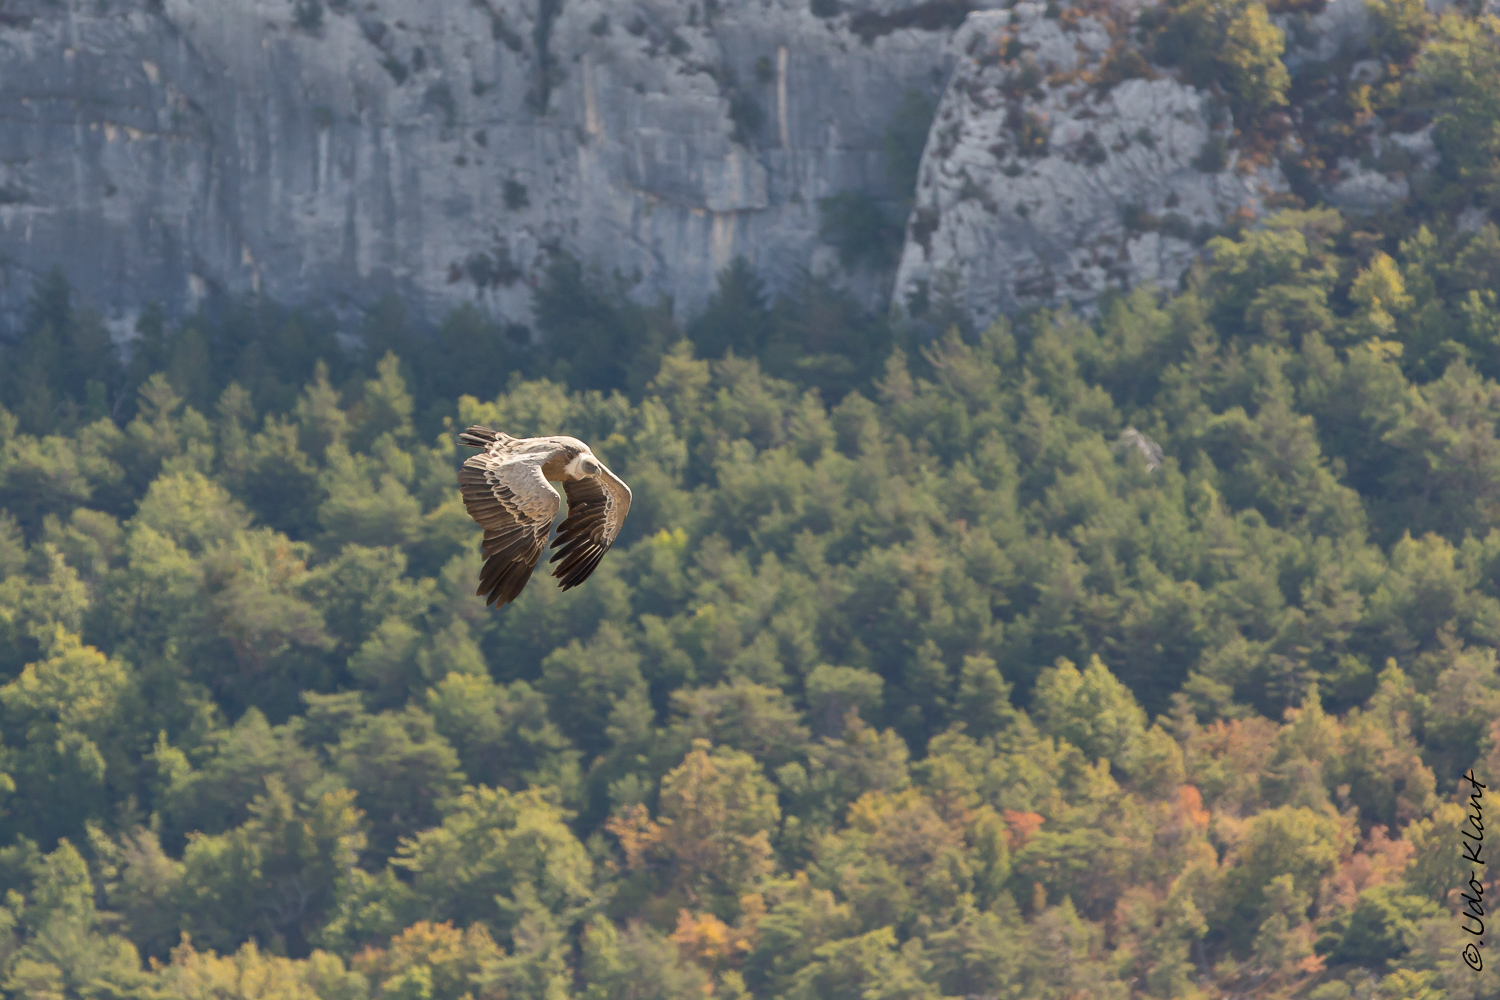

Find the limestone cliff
[[892, 3, 1286, 322], [0, 0, 963, 332], [892, 0, 1429, 323], [0, 0, 1426, 336]]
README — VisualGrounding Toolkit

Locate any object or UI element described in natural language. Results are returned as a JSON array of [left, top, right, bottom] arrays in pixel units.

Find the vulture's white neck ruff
[[563, 452, 594, 480]]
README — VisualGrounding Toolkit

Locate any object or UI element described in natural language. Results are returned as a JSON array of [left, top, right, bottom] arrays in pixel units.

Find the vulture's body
[[456, 426, 632, 607]]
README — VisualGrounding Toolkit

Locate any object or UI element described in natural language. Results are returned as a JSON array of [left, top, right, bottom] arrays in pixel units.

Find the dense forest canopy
[[2, 4, 1500, 999]]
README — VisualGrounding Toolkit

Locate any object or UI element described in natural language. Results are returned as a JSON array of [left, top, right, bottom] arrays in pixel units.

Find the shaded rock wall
[[0, 0, 965, 333]]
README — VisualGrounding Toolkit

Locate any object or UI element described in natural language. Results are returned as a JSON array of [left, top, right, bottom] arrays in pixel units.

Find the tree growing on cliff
[[1152, 0, 1289, 124]]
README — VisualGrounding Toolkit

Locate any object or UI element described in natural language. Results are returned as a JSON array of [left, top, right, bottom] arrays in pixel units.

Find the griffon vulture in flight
[[457, 426, 632, 607]]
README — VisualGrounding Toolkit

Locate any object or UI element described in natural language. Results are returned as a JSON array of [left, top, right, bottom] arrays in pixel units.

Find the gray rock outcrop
[[891, 4, 1287, 323]]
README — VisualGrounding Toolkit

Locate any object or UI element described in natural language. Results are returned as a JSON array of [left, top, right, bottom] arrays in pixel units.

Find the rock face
[[0, 0, 965, 333], [0, 0, 1421, 336], [891, 4, 1287, 323]]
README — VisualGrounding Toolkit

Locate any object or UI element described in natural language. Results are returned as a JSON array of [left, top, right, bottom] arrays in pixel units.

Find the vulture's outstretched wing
[[550, 461, 632, 590], [458, 453, 560, 607]]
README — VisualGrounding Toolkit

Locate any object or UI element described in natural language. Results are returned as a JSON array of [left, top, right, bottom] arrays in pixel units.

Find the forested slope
[[3, 6, 1500, 997]]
